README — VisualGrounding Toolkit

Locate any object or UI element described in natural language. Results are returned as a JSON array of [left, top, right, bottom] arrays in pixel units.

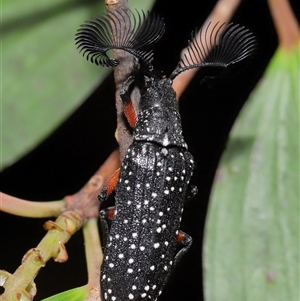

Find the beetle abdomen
[[101, 142, 194, 300]]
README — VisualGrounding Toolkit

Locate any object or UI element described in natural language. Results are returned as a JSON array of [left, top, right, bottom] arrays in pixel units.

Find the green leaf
[[40, 286, 89, 301], [1, 0, 155, 170], [203, 44, 299, 301]]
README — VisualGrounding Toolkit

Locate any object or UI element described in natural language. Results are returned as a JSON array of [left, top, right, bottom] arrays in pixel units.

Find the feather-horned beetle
[[76, 9, 256, 301]]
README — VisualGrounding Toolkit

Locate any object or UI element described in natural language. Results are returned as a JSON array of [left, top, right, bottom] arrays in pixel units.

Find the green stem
[[1, 211, 83, 301], [83, 218, 103, 290], [0, 192, 64, 218]]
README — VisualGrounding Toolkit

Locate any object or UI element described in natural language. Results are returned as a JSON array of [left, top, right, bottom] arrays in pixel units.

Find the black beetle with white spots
[[76, 9, 256, 301]]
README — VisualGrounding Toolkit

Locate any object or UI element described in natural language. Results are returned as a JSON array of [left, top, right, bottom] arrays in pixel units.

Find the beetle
[[76, 9, 256, 301]]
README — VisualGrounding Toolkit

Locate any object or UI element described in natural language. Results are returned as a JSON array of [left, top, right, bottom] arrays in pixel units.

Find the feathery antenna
[[170, 22, 256, 79], [75, 9, 165, 67]]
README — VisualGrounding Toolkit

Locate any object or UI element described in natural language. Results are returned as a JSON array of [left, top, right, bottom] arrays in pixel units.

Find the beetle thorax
[[134, 77, 187, 149]]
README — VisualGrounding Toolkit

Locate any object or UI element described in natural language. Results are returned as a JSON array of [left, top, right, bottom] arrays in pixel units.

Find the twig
[[1, 211, 83, 301], [267, 0, 300, 50], [64, 149, 120, 220], [0, 194, 64, 218], [105, 0, 136, 161], [83, 218, 103, 300], [1, 150, 120, 301]]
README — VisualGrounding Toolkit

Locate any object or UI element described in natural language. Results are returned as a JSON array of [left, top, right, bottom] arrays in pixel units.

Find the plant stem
[[268, 0, 300, 51], [1, 211, 82, 301], [83, 218, 103, 291], [0, 193, 64, 217]]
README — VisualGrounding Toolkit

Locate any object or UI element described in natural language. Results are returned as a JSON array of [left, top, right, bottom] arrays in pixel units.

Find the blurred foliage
[[40, 286, 89, 301], [1, 0, 154, 170], [204, 44, 299, 301]]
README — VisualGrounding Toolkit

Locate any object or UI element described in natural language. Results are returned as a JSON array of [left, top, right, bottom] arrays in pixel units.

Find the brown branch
[[105, 0, 136, 162], [64, 149, 120, 220], [267, 0, 300, 50]]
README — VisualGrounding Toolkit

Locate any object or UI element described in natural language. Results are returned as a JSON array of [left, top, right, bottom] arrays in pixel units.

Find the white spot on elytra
[[142, 219, 147, 224], [159, 212, 163, 216], [132, 285, 137, 290], [131, 244, 136, 249], [144, 285, 150, 291], [109, 263, 114, 268], [154, 243, 160, 248], [150, 206, 155, 211], [144, 200, 149, 205], [132, 232, 137, 238], [127, 268, 133, 273], [164, 190, 169, 195], [129, 258, 134, 264], [150, 265, 155, 271], [118, 254, 124, 259], [141, 293, 147, 298], [156, 227, 161, 233], [166, 176, 171, 181], [152, 192, 157, 198], [140, 246, 145, 251], [129, 293, 134, 299]]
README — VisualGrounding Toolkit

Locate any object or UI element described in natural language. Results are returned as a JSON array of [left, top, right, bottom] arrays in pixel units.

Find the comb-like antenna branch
[[170, 22, 256, 79], [75, 9, 165, 68]]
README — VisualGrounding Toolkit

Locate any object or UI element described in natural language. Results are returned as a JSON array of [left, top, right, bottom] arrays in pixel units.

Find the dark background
[[1, 0, 299, 300]]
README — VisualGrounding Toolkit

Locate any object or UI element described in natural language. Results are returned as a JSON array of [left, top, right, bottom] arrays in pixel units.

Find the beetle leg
[[174, 230, 193, 267], [120, 75, 137, 128], [99, 206, 115, 247], [98, 168, 120, 202], [185, 184, 198, 201]]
